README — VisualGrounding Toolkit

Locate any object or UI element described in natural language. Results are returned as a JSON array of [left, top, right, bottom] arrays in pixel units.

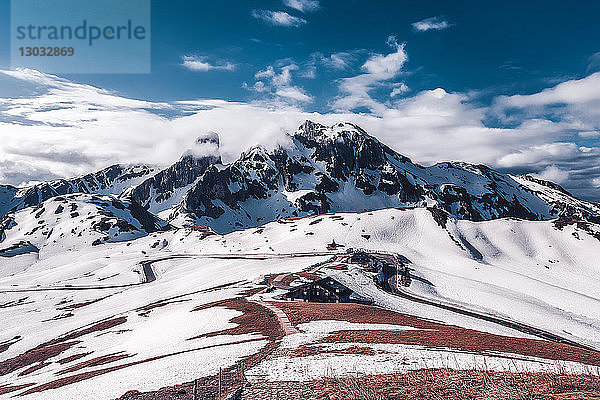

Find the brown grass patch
[[56, 352, 92, 365], [276, 302, 600, 368], [117, 299, 287, 400], [315, 369, 600, 400], [193, 298, 283, 341], [57, 297, 105, 311], [18, 361, 50, 376], [0, 383, 35, 395], [0, 341, 78, 376], [290, 345, 375, 358], [326, 264, 348, 270], [57, 352, 132, 374], [0, 316, 126, 377], [19, 338, 262, 396]]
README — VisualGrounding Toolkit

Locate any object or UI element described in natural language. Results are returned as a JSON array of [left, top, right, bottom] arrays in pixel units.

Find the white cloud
[[246, 63, 312, 104], [579, 131, 600, 138], [532, 165, 570, 184], [181, 56, 235, 72], [412, 16, 451, 32], [588, 52, 600, 73], [493, 72, 600, 143], [332, 36, 408, 114], [255, 66, 276, 80], [315, 51, 357, 70], [300, 50, 362, 79], [497, 143, 583, 168], [390, 83, 410, 97], [496, 72, 600, 108], [251, 10, 307, 27], [275, 87, 312, 102], [283, 0, 320, 13], [1, 68, 599, 201]]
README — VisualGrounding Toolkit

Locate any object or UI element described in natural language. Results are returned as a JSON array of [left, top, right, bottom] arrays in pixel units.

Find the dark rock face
[[181, 146, 280, 221], [127, 154, 220, 209], [124, 133, 222, 211], [3, 121, 599, 237], [295, 122, 390, 179]]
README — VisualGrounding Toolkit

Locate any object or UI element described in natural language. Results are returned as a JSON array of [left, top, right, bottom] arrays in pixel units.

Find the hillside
[[0, 121, 599, 399]]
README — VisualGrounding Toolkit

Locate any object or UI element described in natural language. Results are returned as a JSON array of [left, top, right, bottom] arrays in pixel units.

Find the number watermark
[[10, 0, 151, 73]]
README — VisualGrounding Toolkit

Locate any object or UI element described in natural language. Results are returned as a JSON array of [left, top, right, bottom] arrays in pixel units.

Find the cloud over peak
[[1, 67, 600, 201]]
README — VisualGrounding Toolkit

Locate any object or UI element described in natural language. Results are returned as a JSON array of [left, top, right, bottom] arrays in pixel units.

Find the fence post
[[219, 367, 222, 397], [193, 379, 198, 400]]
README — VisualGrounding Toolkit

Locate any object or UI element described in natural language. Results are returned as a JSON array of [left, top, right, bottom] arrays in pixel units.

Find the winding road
[[2, 246, 595, 353], [0, 251, 340, 293], [363, 251, 599, 352]]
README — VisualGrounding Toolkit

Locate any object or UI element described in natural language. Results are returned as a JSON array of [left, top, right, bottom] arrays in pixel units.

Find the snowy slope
[[1, 208, 600, 399], [169, 208, 600, 348], [0, 164, 157, 221], [0, 193, 170, 262]]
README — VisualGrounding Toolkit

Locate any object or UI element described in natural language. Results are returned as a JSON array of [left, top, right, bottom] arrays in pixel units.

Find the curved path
[[3, 246, 592, 354], [364, 251, 598, 352], [250, 300, 299, 335], [0, 251, 340, 293]]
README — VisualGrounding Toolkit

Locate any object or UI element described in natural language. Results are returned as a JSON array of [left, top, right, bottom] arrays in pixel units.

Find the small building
[[188, 225, 216, 236], [283, 277, 372, 305], [326, 239, 344, 251]]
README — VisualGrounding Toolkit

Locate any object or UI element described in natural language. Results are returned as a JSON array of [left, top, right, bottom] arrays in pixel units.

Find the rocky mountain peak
[[520, 174, 572, 196], [295, 120, 328, 140], [196, 131, 220, 146], [294, 120, 368, 142], [182, 132, 222, 163], [124, 137, 222, 213]]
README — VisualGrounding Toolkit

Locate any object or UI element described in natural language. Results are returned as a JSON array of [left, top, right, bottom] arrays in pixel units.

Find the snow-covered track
[[0, 251, 341, 292], [367, 251, 599, 353]]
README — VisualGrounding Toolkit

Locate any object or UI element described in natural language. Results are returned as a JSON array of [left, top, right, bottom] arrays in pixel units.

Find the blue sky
[[2, 0, 599, 105], [0, 0, 599, 200]]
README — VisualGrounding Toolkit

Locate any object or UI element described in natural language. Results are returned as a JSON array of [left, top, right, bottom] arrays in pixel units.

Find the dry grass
[[315, 369, 600, 400], [276, 302, 600, 367]]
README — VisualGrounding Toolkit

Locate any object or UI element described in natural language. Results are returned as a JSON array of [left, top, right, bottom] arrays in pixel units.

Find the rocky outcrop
[[123, 133, 222, 213]]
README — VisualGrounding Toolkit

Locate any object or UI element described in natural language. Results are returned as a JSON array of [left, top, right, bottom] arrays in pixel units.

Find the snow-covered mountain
[[0, 193, 170, 259], [0, 164, 156, 219], [1, 122, 600, 400], [0, 121, 598, 237], [121, 132, 221, 220], [162, 121, 599, 233]]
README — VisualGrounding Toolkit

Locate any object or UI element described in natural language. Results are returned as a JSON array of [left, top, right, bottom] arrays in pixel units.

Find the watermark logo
[[11, 0, 151, 73]]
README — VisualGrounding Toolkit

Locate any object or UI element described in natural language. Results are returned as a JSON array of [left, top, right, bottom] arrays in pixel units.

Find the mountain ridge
[[0, 120, 598, 236]]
